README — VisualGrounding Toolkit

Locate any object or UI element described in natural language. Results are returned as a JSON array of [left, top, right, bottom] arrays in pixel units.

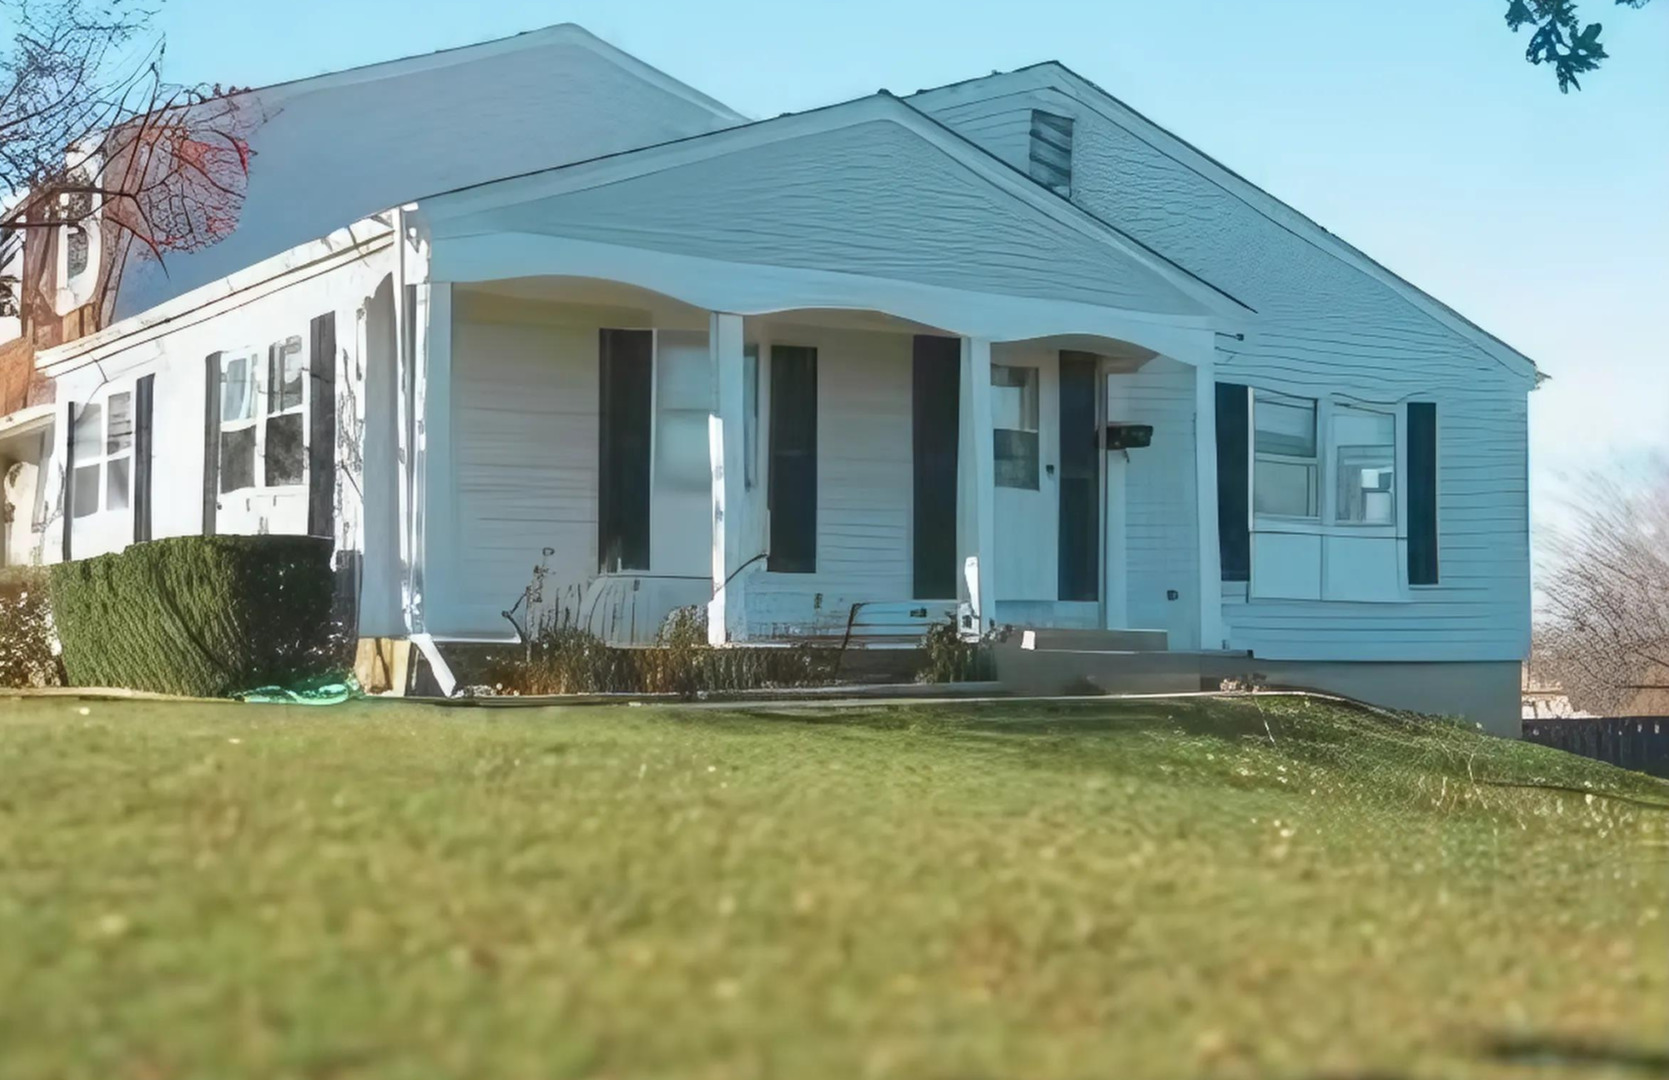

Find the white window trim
[[218, 339, 311, 499], [70, 384, 136, 523]]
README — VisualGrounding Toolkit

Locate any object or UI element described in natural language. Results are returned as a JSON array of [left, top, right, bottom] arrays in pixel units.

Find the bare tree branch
[[1538, 455, 1669, 714]]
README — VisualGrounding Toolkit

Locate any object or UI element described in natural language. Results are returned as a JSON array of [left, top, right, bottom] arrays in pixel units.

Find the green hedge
[[49, 535, 337, 697]]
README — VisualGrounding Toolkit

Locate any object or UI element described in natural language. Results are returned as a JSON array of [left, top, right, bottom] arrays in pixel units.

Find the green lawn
[[1, 694, 1665, 1080]]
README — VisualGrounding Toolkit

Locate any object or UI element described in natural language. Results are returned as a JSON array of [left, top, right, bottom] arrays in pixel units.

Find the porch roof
[[410, 94, 1255, 342]]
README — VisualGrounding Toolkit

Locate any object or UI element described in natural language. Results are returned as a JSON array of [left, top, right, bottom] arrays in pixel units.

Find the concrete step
[[994, 641, 1255, 697], [1016, 627, 1169, 653]]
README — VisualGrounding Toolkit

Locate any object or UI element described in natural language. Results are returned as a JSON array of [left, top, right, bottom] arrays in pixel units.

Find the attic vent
[[1029, 110, 1074, 197]]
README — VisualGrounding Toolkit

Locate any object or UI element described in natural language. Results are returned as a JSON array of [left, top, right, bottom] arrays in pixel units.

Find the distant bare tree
[[0, 0, 254, 321], [1538, 457, 1669, 715]]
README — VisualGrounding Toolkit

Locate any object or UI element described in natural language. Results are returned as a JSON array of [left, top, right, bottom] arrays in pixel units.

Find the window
[[265, 337, 306, 486], [1332, 405, 1396, 525], [65, 226, 90, 280], [70, 392, 133, 519], [1029, 110, 1074, 197], [1245, 391, 1414, 604], [1253, 392, 1318, 518], [0, 227, 20, 321], [992, 364, 1039, 489], [59, 180, 96, 291], [219, 352, 258, 492], [218, 337, 308, 496]]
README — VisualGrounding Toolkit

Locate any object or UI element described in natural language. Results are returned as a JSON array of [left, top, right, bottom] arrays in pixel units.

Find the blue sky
[[155, 0, 1668, 518]]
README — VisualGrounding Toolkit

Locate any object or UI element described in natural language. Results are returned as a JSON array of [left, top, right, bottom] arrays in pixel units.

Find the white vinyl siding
[[449, 303, 602, 637], [1107, 356, 1201, 649], [745, 325, 914, 635], [916, 78, 1530, 662]]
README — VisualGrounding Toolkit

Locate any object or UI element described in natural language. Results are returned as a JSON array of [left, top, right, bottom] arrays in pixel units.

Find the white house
[[12, 25, 1535, 731]]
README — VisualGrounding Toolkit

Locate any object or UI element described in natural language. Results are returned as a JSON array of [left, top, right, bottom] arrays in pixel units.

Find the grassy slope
[[0, 694, 1664, 1080]]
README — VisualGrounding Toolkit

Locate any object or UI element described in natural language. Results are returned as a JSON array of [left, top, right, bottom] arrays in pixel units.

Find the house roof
[[908, 62, 1541, 382], [112, 24, 745, 320], [415, 91, 1255, 324]]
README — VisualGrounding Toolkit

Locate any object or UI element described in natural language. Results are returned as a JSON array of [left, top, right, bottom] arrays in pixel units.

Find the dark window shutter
[[202, 352, 222, 536], [61, 401, 77, 561], [133, 375, 154, 543], [768, 345, 817, 574], [1215, 382, 1250, 582], [597, 329, 653, 572], [912, 336, 960, 599], [308, 313, 337, 539], [1408, 402, 1439, 585], [1058, 351, 1100, 601]]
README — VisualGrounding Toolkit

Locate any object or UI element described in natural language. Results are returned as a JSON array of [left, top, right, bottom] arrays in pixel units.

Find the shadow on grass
[[1477, 1032, 1669, 1075]]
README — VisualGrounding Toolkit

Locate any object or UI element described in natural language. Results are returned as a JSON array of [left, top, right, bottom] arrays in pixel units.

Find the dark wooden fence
[[1523, 717, 1669, 779]]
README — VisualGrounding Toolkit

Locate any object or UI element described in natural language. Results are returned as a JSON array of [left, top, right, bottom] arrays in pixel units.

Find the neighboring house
[[7, 25, 1535, 732]]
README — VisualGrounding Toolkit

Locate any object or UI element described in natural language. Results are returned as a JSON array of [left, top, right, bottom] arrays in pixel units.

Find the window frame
[[217, 336, 311, 499], [55, 163, 102, 314], [991, 362, 1041, 491], [1329, 402, 1399, 529], [1250, 392, 1406, 539], [263, 335, 309, 488], [1246, 387, 1413, 604], [69, 385, 136, 522], [1251, 389, 1320, 522]]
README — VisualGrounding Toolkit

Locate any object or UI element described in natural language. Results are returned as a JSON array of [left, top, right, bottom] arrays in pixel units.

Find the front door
[[992, 346, 1057, 602]]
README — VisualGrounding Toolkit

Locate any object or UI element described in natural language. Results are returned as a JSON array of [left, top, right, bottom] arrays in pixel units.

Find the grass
[[0, 693, 1665, 1080]]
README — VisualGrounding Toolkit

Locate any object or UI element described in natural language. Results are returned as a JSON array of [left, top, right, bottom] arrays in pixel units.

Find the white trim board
[[429, 233, 1222, 366], [38, 222, 395, 378]]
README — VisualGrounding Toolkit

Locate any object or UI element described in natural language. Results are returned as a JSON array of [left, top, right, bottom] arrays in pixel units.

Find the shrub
[[917, 615, 995, 684], [49, 535, 339, 697], [483, 606, 838, 698], [0, 566, 63, 688]]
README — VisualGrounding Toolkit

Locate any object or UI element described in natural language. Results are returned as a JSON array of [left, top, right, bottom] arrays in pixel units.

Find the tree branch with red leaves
[[0, 0, 256, 319]]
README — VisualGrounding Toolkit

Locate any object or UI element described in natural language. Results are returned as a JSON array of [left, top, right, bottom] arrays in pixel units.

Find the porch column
[[415, 282, 453, 634], [708, 311, 749, 645], [957, 336, 997, 634], [1193, 348, 1227, 651]]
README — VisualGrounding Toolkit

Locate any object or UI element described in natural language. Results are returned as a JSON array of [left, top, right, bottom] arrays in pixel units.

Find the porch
[[387, 96, 1250, 653], [408, 275, 1227, 653]]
